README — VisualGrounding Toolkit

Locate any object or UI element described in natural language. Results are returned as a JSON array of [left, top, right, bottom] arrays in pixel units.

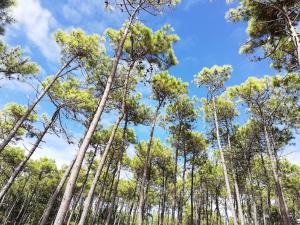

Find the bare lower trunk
[[171, 145, 179, 224], [0, 107, 60, 202], [212, 97, 238, 225], [52, 11, 138, 225], [78, 62, 133, 225], [0, 58, 75, 152], [104, 161, 122, 225], [39, 155, 76, 225], [233, 175, 245, 225], [78, 113, 124, 225], [67, 147, 97, 225], [137, 105, 161, 225], [263, 125, 290, 225], [190, 154, 195, 225]]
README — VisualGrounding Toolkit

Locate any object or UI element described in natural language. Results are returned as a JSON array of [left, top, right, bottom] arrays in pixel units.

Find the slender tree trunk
[[212, 97, 238, 225], [52, 8, 140, 224], [78, 63, 133, 225], [280, 5, 300, 68], [105, 117, 128, 225], [191, 154, 195, 225], [91, 156, 113, 225], [171, 145, 179, 225], [233, 174, 245, 225], [105, 162, 122, 225], [263, 125, 290, 225], [67, 146, 98, 225], [0, 58, 75, 152], [160, 176, 167, 225], [78, 114, 123, 225], [127, 184, 138, 225], [137, 105, 161, 225], [39, 155, 76, 225], [178, 149, 187, 225], [0, 107, 61, 202]]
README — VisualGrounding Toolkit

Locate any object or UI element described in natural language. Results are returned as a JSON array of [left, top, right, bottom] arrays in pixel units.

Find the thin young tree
[[194, 65, 239, 225]]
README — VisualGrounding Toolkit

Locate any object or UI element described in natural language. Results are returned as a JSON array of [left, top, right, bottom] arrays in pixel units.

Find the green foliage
[[54, 29, 105, 64], [226, 0, 300, 72], [194, 65, 232, 95], [0, 103, 37, 141], [106, 22, 179, 68], [151, 71, 187, 104], [45, 76, 98, 114], [0, 41, 39, 80]]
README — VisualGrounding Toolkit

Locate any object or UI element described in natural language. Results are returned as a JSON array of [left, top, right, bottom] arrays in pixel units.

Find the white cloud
[[31, 133, 77, 168], [62, 0, 124, 33], [14, 134, 77, 168], [12, 0, 59, 61]]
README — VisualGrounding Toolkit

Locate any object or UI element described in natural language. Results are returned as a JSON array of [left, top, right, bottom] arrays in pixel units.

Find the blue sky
[[1, 0, 299, 166]]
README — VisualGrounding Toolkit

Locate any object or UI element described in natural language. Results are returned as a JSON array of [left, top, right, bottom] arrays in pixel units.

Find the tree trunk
[[137, 105, 161, 225], [52, 13, 139, 223], [178, 148, 187, 225], [39, 154, 76, 225], [105, 117, 128, 225], [212, 97, 238, 225], [91, 155, 113, 225], [263, 125, 290, 225], [0, 107, 61, 202], [78, 61, 133, 225], [0, 58, 75, 152], [190, 152, 195, 225], [171, 145, 179, 225], [233, 175, 245, 225], [67, 146, 98, 225], [281, 5, 300, 69]]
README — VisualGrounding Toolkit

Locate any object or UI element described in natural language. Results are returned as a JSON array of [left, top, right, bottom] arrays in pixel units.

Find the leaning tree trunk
[[212, 97, 238, 225], [0, 107, 61, 202], [263, 125, 290, 225], [78, 113, 124, 225], [77, 61, 133, 225], [67, 146, 98, 225], [52, 10, 139, 225], [39, 154, 76, 225], [0, 58, 75, 152]]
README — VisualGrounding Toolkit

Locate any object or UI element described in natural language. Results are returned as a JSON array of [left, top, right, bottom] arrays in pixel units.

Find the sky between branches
[[1, 0, 299, 167]]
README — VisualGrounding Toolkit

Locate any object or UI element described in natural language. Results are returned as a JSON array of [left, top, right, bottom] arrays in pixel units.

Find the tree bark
[[263, 125, 290, 225], [67, 146, 98, 225], [78, 61, 133, 225], [137, 104, 161, 225], [212, 97, 238, 225], [39, 154, 76, 225], [52, 9, 139, 224]]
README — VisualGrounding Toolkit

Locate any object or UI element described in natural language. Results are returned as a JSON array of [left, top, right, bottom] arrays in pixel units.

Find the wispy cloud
[[183, 0, 206, 11], [11, 0, 59, 61]]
